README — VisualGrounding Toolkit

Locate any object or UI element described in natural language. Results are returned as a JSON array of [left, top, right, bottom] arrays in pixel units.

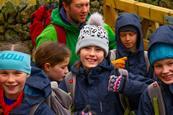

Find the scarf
[[0, 88, 24, 115]]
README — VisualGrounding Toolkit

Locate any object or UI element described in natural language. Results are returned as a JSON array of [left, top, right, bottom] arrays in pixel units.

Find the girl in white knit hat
[[59, 12, 149, 115]]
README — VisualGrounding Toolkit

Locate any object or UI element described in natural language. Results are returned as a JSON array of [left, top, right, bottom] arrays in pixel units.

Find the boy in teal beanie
[[138, 25, 173, 115]]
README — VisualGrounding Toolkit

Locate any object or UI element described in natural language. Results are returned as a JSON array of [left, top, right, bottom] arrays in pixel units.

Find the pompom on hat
[[76, 12, 109, 56]]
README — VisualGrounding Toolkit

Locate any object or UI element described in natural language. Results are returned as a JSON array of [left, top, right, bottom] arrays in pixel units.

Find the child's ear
[[43, 63, 51, 72]]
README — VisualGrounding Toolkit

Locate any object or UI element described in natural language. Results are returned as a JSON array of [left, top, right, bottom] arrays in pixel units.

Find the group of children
[[0, 11, 173, 115]]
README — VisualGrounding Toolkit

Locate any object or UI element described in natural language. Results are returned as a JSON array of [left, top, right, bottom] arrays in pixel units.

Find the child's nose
[[125, 34, 131, 41], [64, 67, 69, 74], [89, 49, 96, 55], [162, 65, 170, 73], [7, 75, 16, 82]]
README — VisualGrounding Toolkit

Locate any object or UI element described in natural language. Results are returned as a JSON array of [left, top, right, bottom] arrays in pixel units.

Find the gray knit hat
[[76, 12, 109, 56]]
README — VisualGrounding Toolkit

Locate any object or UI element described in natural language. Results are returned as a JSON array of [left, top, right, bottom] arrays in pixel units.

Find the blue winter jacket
[[9, 64, 55, 115], [138, 25, 173, 115], [115, 13, 154, 113], [59, 58, 149, 115], [115, 13, 147, 77], [138, 83, 173, 115], [60, 59, 123, 115]]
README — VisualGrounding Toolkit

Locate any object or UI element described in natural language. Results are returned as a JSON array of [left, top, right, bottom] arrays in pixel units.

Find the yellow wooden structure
[[103, 0, 173, 50]]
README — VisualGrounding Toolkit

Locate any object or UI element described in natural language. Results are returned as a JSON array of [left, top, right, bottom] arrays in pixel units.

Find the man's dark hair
[[62, 0, 73, 5]]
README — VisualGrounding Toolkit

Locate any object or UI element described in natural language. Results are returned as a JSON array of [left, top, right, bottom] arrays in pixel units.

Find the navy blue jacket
[[138, 83, 173, 115], [115, 13, 154, 112], [115, 13, 147, 77], [59, 59, 149, 115], [10, 65, 55, 115], [60, 59, 123, 115], [138, 25, 173, 115]]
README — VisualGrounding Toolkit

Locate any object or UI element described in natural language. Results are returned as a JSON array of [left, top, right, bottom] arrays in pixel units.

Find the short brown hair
[[62, 0, 73, 5], [34, 41, 70, 69]]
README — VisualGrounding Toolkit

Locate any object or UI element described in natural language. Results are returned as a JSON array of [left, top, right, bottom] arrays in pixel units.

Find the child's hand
[[111, 57, 127, 69], [108, 75, 122, 92]]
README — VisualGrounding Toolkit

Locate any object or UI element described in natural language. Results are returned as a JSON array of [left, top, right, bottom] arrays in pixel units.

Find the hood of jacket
[[148, 25, 173, 58], [24, 63, 52, 105], [115, 13, 147, 76], [116, 13, 144, 55]]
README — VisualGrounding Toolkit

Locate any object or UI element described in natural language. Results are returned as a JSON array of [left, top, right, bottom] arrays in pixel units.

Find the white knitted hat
[[76, 12, 109, 56]]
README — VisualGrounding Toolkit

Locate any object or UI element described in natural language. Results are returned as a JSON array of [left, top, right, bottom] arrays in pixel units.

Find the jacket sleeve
[[122, 77, 148, 97], [104, 23, 116, 50], [36, 24, 57, 48], [128, 72, 154, 85], [117, 71, 153, 96], [117, 76, 150, 112], [137, 89, 154, 115]]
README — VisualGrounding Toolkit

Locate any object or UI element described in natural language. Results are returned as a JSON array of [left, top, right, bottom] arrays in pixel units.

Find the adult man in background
[[35, 0, 116, 66]]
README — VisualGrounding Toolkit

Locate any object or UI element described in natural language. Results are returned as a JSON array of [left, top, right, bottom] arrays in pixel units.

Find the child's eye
[[129, 32, 136, 36], [120, 33, 126, 37], [94, 46, 102, 51], [0, 71, 8, 75], [0, 73, 8, 76], [83, 47, 91, 50], [60, 66, 67, 70], [14, 71, 24, 77], [16, 72, 22, 75], [154, 64, 162, 69], [95, 48, 102, 51], [168, 62, 173, 66]]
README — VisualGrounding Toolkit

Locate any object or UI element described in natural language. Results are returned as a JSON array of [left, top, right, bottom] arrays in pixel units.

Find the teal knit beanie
[[149, 44, 173, 65], [0, 51, 31, 74]]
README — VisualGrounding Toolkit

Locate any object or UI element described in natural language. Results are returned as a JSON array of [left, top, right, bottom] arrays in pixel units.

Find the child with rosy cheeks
[[0, 42, 31, 115], [0, 42, 55, 115], [33, 41, 72, 114], [34, 41, 70, 82], [59, 12, 142, 115], [138, 25, 173, 115]]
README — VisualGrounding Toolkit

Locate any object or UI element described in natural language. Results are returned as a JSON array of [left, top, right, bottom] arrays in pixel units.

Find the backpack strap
[[109, 49, 117, 61], [64, 72, 76, 101], [119, 95, 135, 115], [29, 99, 45, 115], [148, 81, 166, 115], [144, 51, 150, 72], [117, 69, 135, 115], [54, 25, 66, 44]]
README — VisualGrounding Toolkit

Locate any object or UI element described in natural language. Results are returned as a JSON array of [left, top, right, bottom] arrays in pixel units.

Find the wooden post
[[103, 0, 117, 31]]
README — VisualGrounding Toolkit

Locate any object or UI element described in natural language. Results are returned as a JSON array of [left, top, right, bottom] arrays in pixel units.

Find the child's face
[[154, 58, 173, 85], [79, 46, 104, 69], [120, 31, 137, 50], [0, 70, 29, 99], [44, 57, 70, 81]]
